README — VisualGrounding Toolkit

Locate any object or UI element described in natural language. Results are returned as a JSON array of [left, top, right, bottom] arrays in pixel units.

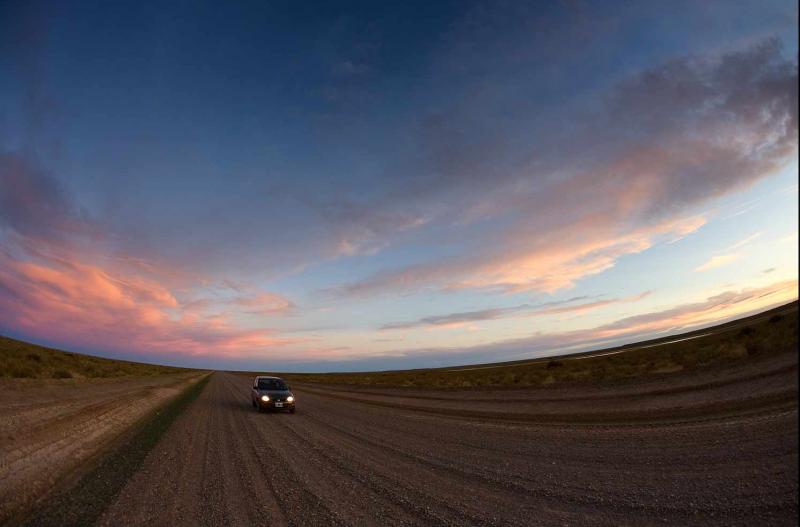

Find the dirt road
[[93, 350, 797, 527]]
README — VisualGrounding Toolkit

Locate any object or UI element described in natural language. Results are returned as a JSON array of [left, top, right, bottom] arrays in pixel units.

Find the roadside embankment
[[0, 372, 208, 525]]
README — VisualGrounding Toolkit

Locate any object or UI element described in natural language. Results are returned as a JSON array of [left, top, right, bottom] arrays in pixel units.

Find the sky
[[0, 0, 797, 372]]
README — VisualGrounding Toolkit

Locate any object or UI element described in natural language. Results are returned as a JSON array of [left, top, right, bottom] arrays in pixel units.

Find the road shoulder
[[11, 373, 210, 527]]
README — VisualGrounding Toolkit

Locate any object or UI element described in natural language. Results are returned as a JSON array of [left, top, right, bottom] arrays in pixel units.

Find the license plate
[[275, 402, 284, 407]]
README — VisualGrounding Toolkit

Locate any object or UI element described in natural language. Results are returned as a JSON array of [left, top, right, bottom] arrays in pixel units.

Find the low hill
[[0, 336, 191, 379], [273, 301, 798, 389]]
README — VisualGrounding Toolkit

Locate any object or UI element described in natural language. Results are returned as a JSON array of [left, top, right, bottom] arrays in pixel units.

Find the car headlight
[[286, 396, 295, 403], [261, 395, 270, 402]]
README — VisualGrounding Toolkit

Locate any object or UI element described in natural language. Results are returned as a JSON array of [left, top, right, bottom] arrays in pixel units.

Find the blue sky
[[0, 0, 797, 371]]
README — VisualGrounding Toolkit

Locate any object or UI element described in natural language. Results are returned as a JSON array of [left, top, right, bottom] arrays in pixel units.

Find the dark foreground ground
[[93, 347, 798, 527]]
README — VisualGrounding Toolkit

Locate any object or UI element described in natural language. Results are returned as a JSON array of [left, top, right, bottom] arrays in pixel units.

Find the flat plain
[[5, 303, 798, 526], [96, 305, 797, 526]]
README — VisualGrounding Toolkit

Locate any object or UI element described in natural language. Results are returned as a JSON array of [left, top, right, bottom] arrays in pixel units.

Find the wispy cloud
[[380, 292, 651, 331], [695, 254, 742, 272], [352, 280, 799, 369], [336, 216, 705, 297], [727, 232, 762, 251], [695, 232, 763, 272]]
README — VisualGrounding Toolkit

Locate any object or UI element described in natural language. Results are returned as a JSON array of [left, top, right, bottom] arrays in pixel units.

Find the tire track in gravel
[[272, 411, 487, 526], [299, 361, 797, 404], [219, 372, 458, 526], [97, 373, 289, 527], [292, 405, 590, 507], [97, 365, 797, 527], [288, 394, 789, 522], [227, 375, 671, 526], [216, 376, 346, 526], [294, 384, 795, 426], [280, 387, 681, 525], [289, 380, 797, 524], [212, 379, 289, 526]]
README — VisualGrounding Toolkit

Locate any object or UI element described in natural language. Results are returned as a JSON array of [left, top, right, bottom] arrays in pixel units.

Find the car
[[251, 375, 296, 413]]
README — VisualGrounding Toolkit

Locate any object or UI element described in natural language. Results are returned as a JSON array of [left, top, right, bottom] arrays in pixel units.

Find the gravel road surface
[[97, 353, 798, 526], [0, 373, 202, 524]]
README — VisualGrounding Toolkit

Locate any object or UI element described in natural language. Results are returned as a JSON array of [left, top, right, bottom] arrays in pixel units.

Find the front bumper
[[257, 399, 295, 410]]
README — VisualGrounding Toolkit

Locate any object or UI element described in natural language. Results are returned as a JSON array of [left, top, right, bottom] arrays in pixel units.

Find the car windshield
[[257, 379, 288, 391]]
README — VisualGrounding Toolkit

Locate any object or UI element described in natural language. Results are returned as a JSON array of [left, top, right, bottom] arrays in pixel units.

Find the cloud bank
[[333, 40, 796, 298]]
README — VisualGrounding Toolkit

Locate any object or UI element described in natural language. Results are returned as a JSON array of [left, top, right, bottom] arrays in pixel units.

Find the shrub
[[738, 326, 756, 337], [745, 340, 762, 356], [52, 369, 73, 379], [11, 365, 37, 378]]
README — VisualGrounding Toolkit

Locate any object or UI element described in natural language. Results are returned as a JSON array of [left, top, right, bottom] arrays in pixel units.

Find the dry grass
[[276, 302, 798, 389], [0, 336, 192, 379]]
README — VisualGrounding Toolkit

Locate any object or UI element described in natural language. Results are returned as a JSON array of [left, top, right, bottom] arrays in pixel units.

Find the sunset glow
[[1, 1, 797, 371]]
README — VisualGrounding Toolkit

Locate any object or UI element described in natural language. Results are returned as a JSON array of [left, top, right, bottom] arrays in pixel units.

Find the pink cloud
[[339, 214, 705, 297], [0, 154, 304, 361], [231, 292, 295, 315], [0, 242, 297, 360]]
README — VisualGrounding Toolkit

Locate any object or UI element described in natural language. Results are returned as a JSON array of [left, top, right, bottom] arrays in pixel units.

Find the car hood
[[257, 390, 292, 397]]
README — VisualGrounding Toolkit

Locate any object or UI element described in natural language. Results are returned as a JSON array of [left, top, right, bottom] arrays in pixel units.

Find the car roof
[[254, 375, 283, 380]]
